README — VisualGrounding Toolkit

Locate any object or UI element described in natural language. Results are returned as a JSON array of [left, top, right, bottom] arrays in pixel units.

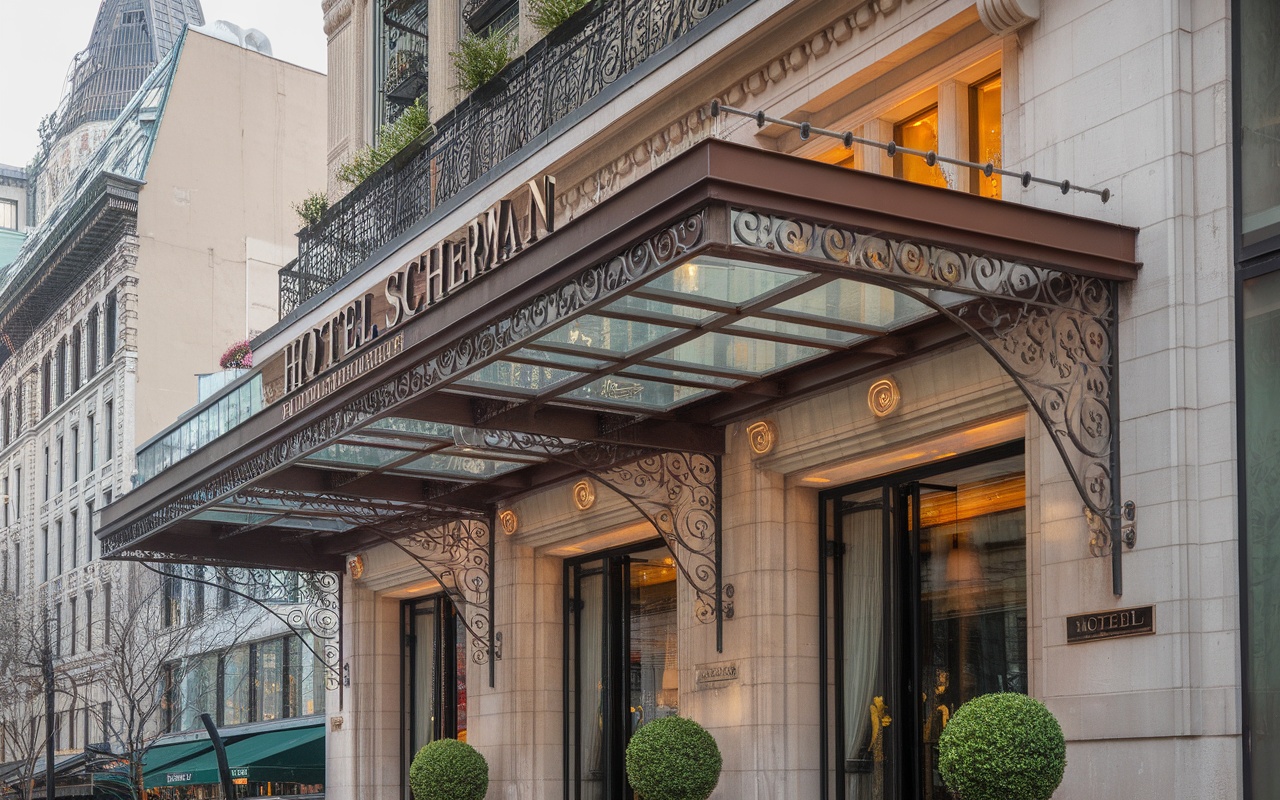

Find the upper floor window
[[55, 338, 67, 405], [1240, 0, 1280, 254], [87, 305, 100, 377], [104, 291, 118, 361], [0, 199, 16, 231], [803, 53, 1002, 199], [374, 0, 430, 135], [70, 326, 82, 394], [40, 354, 51, 417]]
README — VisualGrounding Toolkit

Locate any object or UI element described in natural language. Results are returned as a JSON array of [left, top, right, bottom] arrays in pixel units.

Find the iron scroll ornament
[[730, 209, 1129, 594], [451, 427, 726, 649]]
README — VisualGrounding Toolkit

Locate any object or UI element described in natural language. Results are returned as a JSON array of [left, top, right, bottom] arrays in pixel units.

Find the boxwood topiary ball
[[938, 693, 1066, 800], [625, 716, 722, 800], [408, 738, 488, 800]]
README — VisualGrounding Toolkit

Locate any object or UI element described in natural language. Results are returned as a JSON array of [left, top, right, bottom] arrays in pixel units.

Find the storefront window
[[1244, 269, 1280, 797], [822, 445, 1026, 800], [257, 638, 284, 721], [222, 645, 251, 726], [567, 543, 679, 800], [1240, 0, 1280, 248], [403, 595, 467, 781]]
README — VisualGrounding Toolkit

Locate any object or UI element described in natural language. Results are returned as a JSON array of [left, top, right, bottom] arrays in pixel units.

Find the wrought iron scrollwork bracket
[[362, 516, 496, 686], [452, 427, 726, 651], [731, 209, 1131, 595]]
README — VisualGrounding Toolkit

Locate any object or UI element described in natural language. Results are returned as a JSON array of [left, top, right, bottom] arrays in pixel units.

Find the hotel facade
[[99, 0, 1262, 799]]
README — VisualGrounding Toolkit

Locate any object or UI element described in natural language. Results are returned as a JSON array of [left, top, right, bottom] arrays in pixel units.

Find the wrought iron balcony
[[280, 0, 735, 317]]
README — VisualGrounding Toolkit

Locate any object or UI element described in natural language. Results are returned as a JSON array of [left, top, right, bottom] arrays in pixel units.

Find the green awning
[[143, 723, 324, 788]]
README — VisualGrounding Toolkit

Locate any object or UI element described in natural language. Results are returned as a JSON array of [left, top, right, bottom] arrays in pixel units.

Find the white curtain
[[413, 605, 438, 753], [578, 572, 605, 800], [843, 507, 884, 799]]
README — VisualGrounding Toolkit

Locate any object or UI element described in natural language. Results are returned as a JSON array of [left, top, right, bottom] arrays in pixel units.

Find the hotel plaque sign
[[1065, 605, 1155, 644], [695, 661, 739, 689]]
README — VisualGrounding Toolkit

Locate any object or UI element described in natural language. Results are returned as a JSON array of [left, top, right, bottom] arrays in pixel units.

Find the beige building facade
[[101, 1, 1242, 800]]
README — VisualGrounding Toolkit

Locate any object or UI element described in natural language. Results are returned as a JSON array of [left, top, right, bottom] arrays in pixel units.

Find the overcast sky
[[0, 0, 328, 168]]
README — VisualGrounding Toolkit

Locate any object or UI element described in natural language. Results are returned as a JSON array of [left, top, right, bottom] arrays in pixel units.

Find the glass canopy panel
[[508, 348, 610, 370], [367, 418, 457, 440], [602, 295, 718, 325], [453, 361, 584, 394], [649, 332, 831, 376], [771, 279, 934, 331], [620, 365, 747, 388], [390, 452, 534, 479], [538, 315, 679, 356], [646, 256, 808, 305], [726, 316, 870, 346], [191, 510, 278, 526], [561, 377, 715, 411], [267, 516, 354, 532], [301, 443, 416, 469]]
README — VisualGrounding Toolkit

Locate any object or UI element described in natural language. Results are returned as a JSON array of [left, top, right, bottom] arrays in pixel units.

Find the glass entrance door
[[566, 543, 680, 800], [823, 443, 1028, 800]]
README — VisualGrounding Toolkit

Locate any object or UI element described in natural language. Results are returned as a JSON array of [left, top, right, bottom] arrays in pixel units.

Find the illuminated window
[[970, 73, 1002, 199], [895, 106, 948, 189]]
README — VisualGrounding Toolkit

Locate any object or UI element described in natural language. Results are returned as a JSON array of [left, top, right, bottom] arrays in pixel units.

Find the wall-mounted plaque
[[1066, 605, 1155, 644], [695, 661, 739, 689]]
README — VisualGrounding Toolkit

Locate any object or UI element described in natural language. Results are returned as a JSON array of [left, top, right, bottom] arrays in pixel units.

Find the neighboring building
[[0, 12, 326, 799], [0, 165, 28, 234], [100, 2, 1243, 800], [31, 0, 205, 224]]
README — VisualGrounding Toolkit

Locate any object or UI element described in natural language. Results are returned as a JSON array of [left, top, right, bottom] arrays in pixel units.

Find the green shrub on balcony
[[450, 29, 517, 94], [292, 190, 330, 227], [937, 693, 1066, 800], [336, 99, 433, 187], [408, 738, 488, 800], [528, 0, 591, 34]]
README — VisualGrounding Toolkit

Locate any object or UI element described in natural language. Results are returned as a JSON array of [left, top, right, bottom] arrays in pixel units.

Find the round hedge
[[937, 693, 1066, 800], [408, 738, 488, 800], [625, 716, 722, 800]]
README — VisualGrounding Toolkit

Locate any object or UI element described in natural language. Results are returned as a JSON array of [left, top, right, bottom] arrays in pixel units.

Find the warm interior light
[[795, 413, 1025, 487], [543, 522, 656, 557]]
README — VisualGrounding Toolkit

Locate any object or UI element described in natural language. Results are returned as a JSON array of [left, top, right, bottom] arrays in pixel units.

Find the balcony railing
[[280, 0, 734, 317]]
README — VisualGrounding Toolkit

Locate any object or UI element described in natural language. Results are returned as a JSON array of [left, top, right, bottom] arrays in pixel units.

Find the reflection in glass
[[645, 257, 806, 305], [1241, 0, 1280, 244], [223, 646, 251, 726], [1245, 271, 1280, 798]]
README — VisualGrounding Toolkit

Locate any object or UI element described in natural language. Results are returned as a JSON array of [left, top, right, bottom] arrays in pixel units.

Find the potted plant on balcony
[[449, 29, 517, 94], [336, 99, 433, 187], [625, 716, 722, 800], [409, 738, 488, 800], [937, 692, 1066, 800], [197, 339, 254, 400], [292, 190, 329, 229], [527, 0, 591, 35]]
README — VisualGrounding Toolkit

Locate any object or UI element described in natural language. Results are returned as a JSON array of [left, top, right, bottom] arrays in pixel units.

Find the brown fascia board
[[689, 140, 1140, 280], [99, 140, 1140, 548]]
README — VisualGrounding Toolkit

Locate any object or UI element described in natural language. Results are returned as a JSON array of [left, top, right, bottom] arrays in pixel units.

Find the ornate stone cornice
[[977, 0, 1040, 35], [323, 0, 354, 36]]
